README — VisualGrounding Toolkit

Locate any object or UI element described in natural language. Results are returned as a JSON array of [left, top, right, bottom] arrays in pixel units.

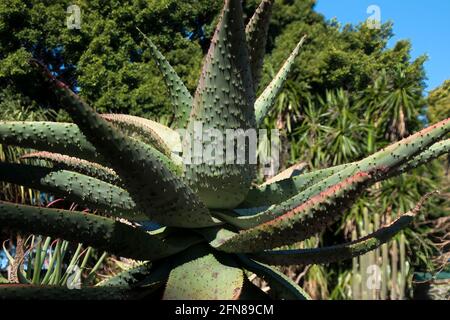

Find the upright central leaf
[[184, 0, 257, 209]]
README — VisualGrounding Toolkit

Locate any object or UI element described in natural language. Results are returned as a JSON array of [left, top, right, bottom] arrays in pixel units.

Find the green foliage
[[2, 235, 106, 287], [428, 80, 450, 124], [0, 0, 223, 119]]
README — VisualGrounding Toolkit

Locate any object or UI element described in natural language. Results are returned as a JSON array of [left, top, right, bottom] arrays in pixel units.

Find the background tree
[[428, 80, 450, 124]]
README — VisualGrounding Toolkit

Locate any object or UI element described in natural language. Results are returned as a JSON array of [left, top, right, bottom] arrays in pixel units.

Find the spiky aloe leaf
[[243, 138, 450, 209], [246, 0, 274, 89], [238, 277, 271, 299], [101, 114, 182, 160], [237, 255, 311, 300], [253, 194, 434, 265], [0, 120, 179, 176], [254, 36, 307, 126], [241, 164, 343, 208], [21, 151, 121, 186], [213, 171, 375, 253], [0, 162, 141, 220], [184, 0, 257, 209], [196, 226, 237, 249], [163, 244, 244, 300], [0, 285, 137, 300], [223, 118, 450, 228], [31, 60, 217, 228], [97, 262, 152, 288], [0, 201, 201, 261], [389, 138, 450, 177], [96, 260, 169, 296], [0, 121, 99, 161], [137, 29, 193, 129]]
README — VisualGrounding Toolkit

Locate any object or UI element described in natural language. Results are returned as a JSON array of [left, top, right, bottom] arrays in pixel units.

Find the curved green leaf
[[0, 162, 142, 220], [253, 193, 435, 266], [213, 171, 374, 253], [97, 262, 153, 288], [241, 164, 348, 208], [21, 151, 121, 186], [0, 201, 201, 261], [246, 0, 274, 89], [0, 285, 135, 300], [163, 245, 244, 300], [255, 36, 307, 126], [0, 121, 99, 161], [243, 138, 450, 209], [237, 255, 310, 300], [222, 118, 450, 229], [137, 29, 193, 129], [101, 114, 182, 160]]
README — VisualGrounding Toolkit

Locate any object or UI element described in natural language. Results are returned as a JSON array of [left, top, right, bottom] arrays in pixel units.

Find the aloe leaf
[[389, 138, 450, 177], [0, 162, 142, 220], [0, 120, 180, 176], [254, 36, 307, 126], [98, 259, 170, 296], [163, 244, 244, 300], [100, 114, 181, 159], [137, 29, 193, 129], [31, 59, 216, 228], [213, 171, 375, 253], [21, 151, 121, 186], [0, 121, 99, 161], [0, 285, 137, 300], [0, 201, 202, 261], [184, 0, 257, 209], [237, 255, 311, 300], [246, 0, 274, 89], [241, 164, 343, 208], [97, 262, 152, 288], [253, 193, 434, 265], [223, 118, 450, 229], [243, 138, 450, 209]]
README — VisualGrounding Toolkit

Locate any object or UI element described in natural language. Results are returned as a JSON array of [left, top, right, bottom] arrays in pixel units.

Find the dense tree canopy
[[428, 80, 450, 124], [0, 0, 222, 119]]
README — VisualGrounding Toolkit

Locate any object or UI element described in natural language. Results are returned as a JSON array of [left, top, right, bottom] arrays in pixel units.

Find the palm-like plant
[[0, 0, 449, 300], [364, 68, 423, 141]]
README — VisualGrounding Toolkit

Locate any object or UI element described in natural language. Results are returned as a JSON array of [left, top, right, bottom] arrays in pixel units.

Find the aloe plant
[[0, 0, 449, 300]]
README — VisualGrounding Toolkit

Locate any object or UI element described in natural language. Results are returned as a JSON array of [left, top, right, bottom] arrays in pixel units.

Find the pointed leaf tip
[[136, 27, 193, 129], [255, 35, 307, 125], [246, 0, 275, 89]]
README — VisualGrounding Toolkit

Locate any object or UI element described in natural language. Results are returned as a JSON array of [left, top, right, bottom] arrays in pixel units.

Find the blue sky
[[315, 0, 450, 93]]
